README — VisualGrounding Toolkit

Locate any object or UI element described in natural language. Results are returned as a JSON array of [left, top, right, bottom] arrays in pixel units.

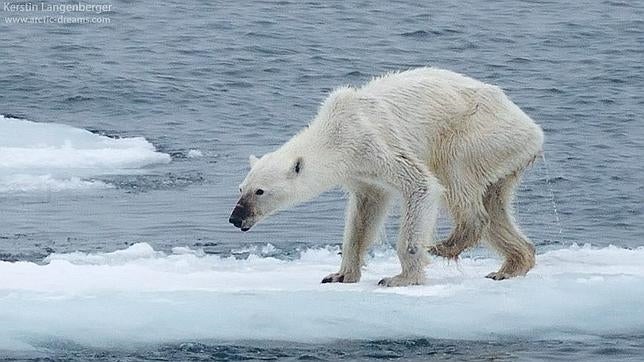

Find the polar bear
[[229, 67, 543, 286]]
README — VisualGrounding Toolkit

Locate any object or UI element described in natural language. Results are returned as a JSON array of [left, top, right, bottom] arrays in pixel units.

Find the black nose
[[230, 201, 251, 230], [229, 215, 243, 228]]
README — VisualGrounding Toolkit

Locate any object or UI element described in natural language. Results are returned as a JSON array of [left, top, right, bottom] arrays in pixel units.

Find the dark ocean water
[[6, 337, 644, 361], [1, 0, 643, 360]]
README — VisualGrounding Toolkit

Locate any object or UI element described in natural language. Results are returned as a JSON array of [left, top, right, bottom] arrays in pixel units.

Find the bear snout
[[228, 214, 243, 228], [229, 201, 253, 231]]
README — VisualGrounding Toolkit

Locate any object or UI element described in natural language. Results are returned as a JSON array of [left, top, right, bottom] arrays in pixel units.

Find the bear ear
[[249, 154, 259, 168]]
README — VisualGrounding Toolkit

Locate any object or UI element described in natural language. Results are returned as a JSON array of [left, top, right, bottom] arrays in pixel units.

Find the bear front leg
[[378, 177, 442, 287], [322, 185, 390, 284]]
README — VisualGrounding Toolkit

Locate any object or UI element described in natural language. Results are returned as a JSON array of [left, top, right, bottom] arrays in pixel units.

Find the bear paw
[[321, 272, 360, 284], [428, 242, 462, 260], [486, 268, 529, 281], [378, 274, 425, 287], [485, 271, 513, 280]]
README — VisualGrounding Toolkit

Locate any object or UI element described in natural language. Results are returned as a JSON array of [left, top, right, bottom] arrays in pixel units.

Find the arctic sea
[[1, 0, 643, 360]]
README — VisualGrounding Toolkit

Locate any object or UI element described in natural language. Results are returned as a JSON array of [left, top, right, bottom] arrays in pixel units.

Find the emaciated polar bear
[[229, 68, 543, 287]]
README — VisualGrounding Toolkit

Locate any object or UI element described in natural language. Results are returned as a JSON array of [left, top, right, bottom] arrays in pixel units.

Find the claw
[[485, 271, 510, 280], [321, 272, 356, 283], [378, 274, 424, 287], [321, 274, 344, 283]]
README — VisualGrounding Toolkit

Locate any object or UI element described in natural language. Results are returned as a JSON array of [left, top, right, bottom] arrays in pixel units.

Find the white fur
[[238, 67, 544, 286]]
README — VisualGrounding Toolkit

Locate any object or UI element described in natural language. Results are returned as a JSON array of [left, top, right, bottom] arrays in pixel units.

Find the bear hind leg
[[483, 171, 536, 280], [428, 189, 489, 260]]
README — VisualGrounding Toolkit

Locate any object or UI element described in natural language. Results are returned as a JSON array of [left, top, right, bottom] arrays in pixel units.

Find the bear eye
[[255, 189, 264, 195]]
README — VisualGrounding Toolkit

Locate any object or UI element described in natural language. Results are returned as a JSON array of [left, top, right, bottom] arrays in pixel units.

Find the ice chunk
[[187, 149, 203, 158], [0, 115, 170, 192], [0, 243, 642, 350]]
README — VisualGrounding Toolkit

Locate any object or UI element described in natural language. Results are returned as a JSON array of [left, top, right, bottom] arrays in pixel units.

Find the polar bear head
[[229, 146, 330, 231], [228, 88, 354, 231]]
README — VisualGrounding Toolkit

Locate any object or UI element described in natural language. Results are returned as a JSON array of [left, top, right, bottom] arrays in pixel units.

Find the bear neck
[[279, 123, 342, 194]]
